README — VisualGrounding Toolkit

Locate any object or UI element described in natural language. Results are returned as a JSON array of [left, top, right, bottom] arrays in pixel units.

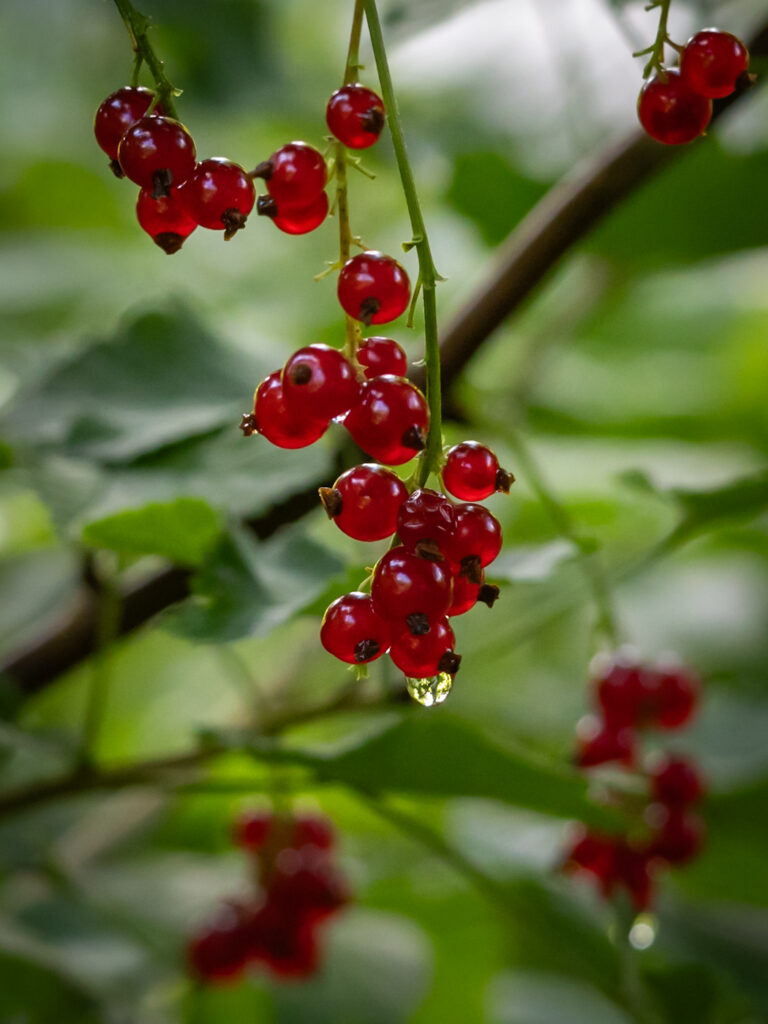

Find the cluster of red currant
[[563, 651, 705, 911], [638, 28, 750, 145], [188, 808, 348, 982]]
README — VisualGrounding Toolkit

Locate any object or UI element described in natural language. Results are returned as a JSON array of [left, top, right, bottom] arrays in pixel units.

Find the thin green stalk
[[362, 0, 443, 487], [111, 0, 179, 118], [634, 0, 677, 78], [78, 565, 122, 769]]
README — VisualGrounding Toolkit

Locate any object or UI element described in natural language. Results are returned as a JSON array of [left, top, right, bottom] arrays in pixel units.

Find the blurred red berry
[[681, 29, 750, 98]]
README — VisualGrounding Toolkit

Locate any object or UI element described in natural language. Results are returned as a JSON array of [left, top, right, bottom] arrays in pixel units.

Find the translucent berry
[[637, 69, 712, 145], [649, 755, 704, 806], [187, 904, 254, 982], [389, 617, 459, 678], [396, 488, 455, 560], [181, 157, 255, 238], [254, 142, 328, 207], [371, 547, 453, 624], [252, 371, 328, 449], [357, 336, 408, 379], [319, 463, 408, 542], [326, 83, 386, 149], [337, 251, 411, 325], [648, 806, 705, 864], [320, 591, 390, 664], [344, 376, 429, 465], [446, 503, 503, 582], [442, 441, 513, 501], [649, 665, 699, 729], [282, 344, 359, 421], [591, 651, 649, 728], [136, 187, 197, 254], [447, 574, 499, 616], [94, 86, 157, 167], [233, 808, 272, 850], [681, 29, 750, 99], [575, 715, 635, 768], [257, 191, 328, 235], [118, 115, 197, 196]]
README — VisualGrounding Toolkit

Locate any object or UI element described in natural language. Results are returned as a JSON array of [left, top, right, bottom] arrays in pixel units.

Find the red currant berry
[[397, 488, 455, 560], [649, 755, 704, 806], [187, 904, 254, 982], [575, 715, 635, 768], [136, 187, 197, 254], [180, 157, 255, 238], [320, 591, 391, 664], [290, 814, 335, 851], [326, 83, 386, 149], [248, 902, 319, 978], [337, 251, 411, 325], [118, 115, 197, 196], [446, 504, 503, 582], [357, 336, 408, 379], [681, 29, 750, 99], [282, 344, 359, 421], [591, 651, 649, 728], [648, 664, 699, 729], [270, 847, 350, 922], [233, 809, 272, 851], [257, 190, 329, 235], [442, 441, 513, 501], [371, 547, 453, 625], [648, 806, 705, 864], [344, 376, 429, 465], [253, 141, 327, 207], [563, 827, 617, 895], [447, 574, 481, 616], [614, 842, 655, 911], [253, 371, 328, 449], [319, 463, 408, 542], [637, 69, 712, 145], [94, 86, 157, 168], [389, 616, 459, 678]]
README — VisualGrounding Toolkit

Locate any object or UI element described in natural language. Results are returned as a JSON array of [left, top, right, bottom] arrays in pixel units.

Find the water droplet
[[629, 915, 656, 950], [406, 673, 453, 707]]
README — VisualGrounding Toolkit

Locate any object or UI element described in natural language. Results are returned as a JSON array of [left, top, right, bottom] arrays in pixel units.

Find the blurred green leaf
[[82, 497, 221, 566], [488, 968, 631, 1024], [0, 948, 100, 1023], [446, 152, 548, 245]]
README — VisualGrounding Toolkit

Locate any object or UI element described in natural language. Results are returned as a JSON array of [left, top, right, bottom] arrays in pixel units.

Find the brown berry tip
[[495, 468, 514, 493], [477, 584, 500, 608], [151, 167, 173, 199], [153, 231, 184, 255], [401, 425, 426, 452], [360, 107, 385, 135], [406, 612, 431, 636], [735, 70, 757, 93], [354, 638, 380, 663], [240, 412, 258, 436], [459, 555, 483, 585], [249, 159, 273, 180], [109, 158, 125, 179], [222, 208, 248, 240], [359, 297, 381, 326], [438, 650, 462, 675], [289, 362, 313, 386], [318, 486, 343, 519], [256, 194, 278, 219], [413, 538, 444, 562]]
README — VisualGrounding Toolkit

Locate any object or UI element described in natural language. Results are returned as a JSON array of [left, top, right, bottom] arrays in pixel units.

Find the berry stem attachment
[[635, 0, 676, 78], [337, 0, 366, 361], [110, 0, 180, 119], [362, 0, 443, 488]]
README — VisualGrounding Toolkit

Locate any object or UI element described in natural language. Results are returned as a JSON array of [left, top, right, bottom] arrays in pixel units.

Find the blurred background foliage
[[1, 0, 768, 1021]]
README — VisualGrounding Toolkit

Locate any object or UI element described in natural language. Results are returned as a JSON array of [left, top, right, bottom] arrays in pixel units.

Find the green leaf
[[0, 949, 100, 1023], [488, 968, 632, 1024], [170, 524, 345, 643], [82, 497, 221, 567]]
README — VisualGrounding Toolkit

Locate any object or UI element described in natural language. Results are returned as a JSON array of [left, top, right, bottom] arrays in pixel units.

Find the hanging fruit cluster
[[562, 650, 705, 910], [187, 809, 349, 982], [637, 25, 751, 145]]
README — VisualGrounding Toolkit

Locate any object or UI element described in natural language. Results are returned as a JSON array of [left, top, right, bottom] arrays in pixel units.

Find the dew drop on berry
[[406, 672, 453, 707]]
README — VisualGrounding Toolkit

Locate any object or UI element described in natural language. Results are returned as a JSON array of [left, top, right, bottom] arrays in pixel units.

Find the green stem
[[78, 562, 122, 769], [636, 0, 675, 78], [111, 0, 179, 118], [362, 0, 443, 487]]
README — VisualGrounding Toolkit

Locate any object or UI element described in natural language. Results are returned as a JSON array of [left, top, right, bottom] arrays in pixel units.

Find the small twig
[[111, 0, 180, 118]]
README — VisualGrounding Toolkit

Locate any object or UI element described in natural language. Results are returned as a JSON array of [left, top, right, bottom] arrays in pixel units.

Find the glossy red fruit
[[442, 441, 512, 501], [326, 83, 386, 149], [649, 755, 704, 805], [233, 809, 272, 851], [447, 574, 480, 617], [396, 488, 455, 560], [187, 904, 254, 982], [256, 142, 327, 207], [337, 251, 410, 325], [648, 806, 705, 864], [94, 86, 157, 164], [649, 665, 699, 729], [257, 190, 329, 234], [575, 716, 635, 768], [344, 376, 429, 465], [253, 371, 328, 449], [291, 814, 335, 851], [446, 503, 503, 581], [118, 115, 196, 195], [270, 847, 350, 921], [681, 29, 750, 98], [248, 901, 319, 978], [371, 547, 453, 625], [136, 187, 197, 254], [637, 69, 712, 145], [320, 463, 408, 542], [592, 652, 649, 728], [357, 336, 408, 379], [389, 616, 458, 678], [282, 344, 359, 421], [181, 157, 255, 237], [320, 591, 391, 664], [563, 827, 617, 895]]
